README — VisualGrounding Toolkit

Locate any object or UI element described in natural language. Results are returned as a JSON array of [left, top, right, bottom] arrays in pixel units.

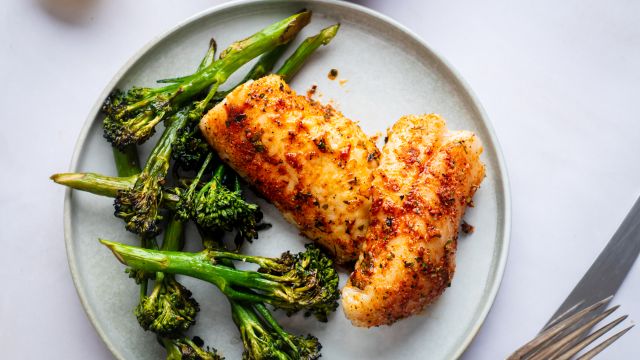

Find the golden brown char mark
[[199, 75, 380, 263], [342, 114, 485, 327]]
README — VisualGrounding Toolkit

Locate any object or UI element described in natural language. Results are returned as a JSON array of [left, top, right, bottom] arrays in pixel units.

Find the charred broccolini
[[112, 107, 193, 237], [102, 11, 311, 149], [175, 154, 262, 243], [51, 157, 263, 243], [187, 227, 322, 360], [101, 239, 339, 321]]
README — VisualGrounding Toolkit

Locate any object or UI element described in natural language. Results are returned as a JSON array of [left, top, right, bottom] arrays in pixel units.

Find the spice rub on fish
[[342, 114, 485, 327], [200, 75, 380, 263]]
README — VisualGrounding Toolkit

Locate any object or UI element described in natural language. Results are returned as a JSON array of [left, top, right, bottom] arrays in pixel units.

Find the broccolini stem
[[253, 302, 299, 352], [50, 172, 136, 197], [243, 42, 292, 83], [101, 240, 289, 303], [178, 153, 213, 205], [198, 38, 218, 70], [140, 109, 190, 179], [276, 24, 340, 83], [147, 216, 182, 300], [210, 22, 339, 106], [50, 172, 181, 207], [204, 250, 287, 272], [212, 164, 225, 185], [112, 145, 141, 177], [194, 82, 221, 115], [161, 217, 184, 252], [158, 38, 218, 84], [231, 300, 308, 360], [218, 11, 310, 60], [113, 107, 197, 236], [171, 11, 311, 105], [211, 42, 293, 102], [130, 81, 218, 193]]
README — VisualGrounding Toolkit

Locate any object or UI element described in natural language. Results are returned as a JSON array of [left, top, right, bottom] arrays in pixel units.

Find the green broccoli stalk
[[161, 335, 223, 360], [210, 41, 293, 104], [276, 24, 340, 83], [175, 154, 262, 243], [112, 144, 142, 177], [158, 38, 218, 84], [134, 218, 199, 337], [50, 172, 137, 197], [50, 172, 180, 205], [231, 302, 288, 359], [240, 43, 292, 84], [231, 301, 321, 360], [100, 240, 340, 321], [102, 11, 311, 149], [254, 302, 322, 359]]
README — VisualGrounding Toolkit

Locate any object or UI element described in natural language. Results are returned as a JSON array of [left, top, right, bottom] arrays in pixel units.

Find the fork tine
[[575, 325, 634, 360], [555, 315, 628, 360], [507, 296, 612, 359], [544, 300, 584, 331], [527, 306, 619, 360]]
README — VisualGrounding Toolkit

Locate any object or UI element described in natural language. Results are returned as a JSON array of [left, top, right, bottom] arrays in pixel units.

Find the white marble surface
[[1, 0, 638, 358]]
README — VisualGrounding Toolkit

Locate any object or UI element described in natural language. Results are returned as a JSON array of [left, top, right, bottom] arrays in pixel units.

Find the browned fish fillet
[[342, 114, 485, 327], [199, 75, 380, 263]]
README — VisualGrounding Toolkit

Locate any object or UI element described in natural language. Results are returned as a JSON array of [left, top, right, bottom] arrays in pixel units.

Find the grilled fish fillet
[[342, 114, 485, 327], [200, 75, 380, 263]]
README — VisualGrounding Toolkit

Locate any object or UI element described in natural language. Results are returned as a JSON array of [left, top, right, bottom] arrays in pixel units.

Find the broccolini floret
[[175, 154, 262, 243], [135, 271, 199, 337], [161, 335, 224, 360], [172, 122, 211, 171]]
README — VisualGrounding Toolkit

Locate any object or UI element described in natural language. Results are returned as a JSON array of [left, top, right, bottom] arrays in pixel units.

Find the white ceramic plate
[[65, 1, 510, 359]]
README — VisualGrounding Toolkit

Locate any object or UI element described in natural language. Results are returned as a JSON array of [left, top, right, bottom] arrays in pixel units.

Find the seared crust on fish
[[342, 114, 485, 327], [200, 75, 380, 263]]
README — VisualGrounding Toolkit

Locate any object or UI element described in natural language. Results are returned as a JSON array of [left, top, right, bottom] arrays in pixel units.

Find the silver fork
[[507, 297, 634, 360]]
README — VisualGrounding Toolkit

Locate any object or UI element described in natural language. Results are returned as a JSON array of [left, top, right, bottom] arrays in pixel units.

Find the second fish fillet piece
[[342, 114, 485, 327], [199, 75, 380, 263]]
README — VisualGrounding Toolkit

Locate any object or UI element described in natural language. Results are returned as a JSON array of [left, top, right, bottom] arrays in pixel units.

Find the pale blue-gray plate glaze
[[64, 1, 511, 359]]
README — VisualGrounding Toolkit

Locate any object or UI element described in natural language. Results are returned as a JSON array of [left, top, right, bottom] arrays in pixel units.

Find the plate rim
[[63, 1, 511, 359]]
